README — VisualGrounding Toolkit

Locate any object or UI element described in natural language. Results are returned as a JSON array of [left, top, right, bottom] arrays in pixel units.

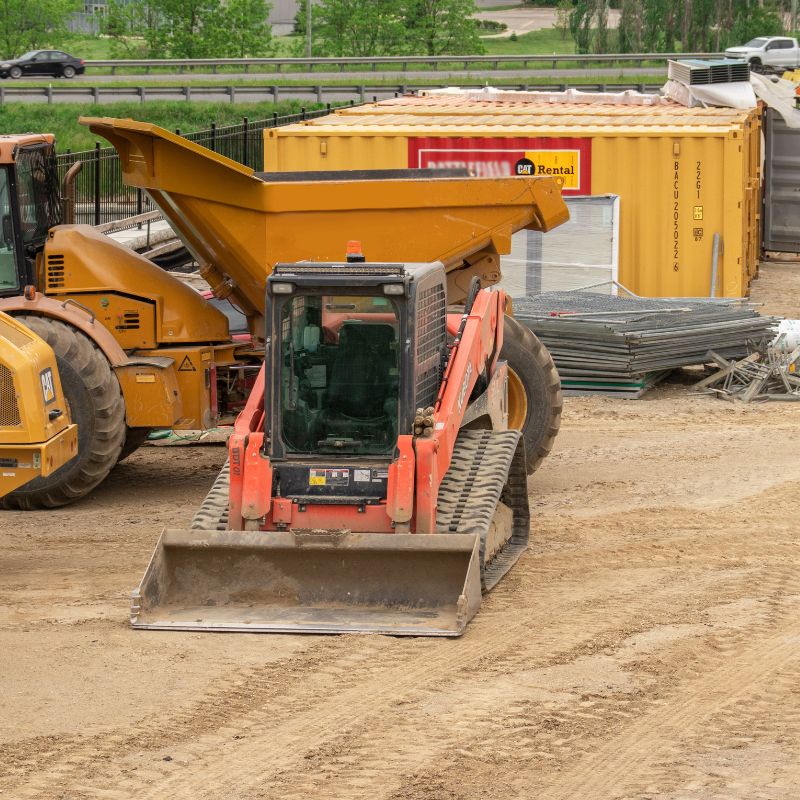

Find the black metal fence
[[55, 105, 340, 227]]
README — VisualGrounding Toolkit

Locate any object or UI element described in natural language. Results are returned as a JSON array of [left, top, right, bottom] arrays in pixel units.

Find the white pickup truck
[[726, 36, 800, 73]]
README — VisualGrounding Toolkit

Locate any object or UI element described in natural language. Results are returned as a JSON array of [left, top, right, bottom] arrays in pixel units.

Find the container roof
[[279, 93, 756, 135]]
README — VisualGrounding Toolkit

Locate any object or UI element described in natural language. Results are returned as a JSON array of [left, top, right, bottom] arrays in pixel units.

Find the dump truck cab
[[0, 135, 61, 298]]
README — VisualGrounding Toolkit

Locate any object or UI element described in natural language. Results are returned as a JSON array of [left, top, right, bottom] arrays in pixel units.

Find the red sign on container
[[408, 136, 592, 195]]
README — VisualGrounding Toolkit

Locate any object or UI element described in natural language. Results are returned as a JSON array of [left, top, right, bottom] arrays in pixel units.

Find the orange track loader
[[133, 258, 527, 636]]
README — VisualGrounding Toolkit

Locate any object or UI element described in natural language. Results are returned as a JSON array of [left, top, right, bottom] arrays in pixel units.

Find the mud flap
[[130, 529, 483, 637]]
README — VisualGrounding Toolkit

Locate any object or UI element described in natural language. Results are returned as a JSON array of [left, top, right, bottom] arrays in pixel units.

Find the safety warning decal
[[178, 355, 196, 372], [309, 468, 350, 487], [408, 136, 591, 195]]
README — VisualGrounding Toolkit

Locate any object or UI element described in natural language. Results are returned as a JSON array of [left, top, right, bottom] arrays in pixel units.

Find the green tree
[[555, 0, 572, 41], [311, 0, 406, 57], [213, 0, 275, 57], [569, 0, 594, 53], [0, 0, 81, 58], [726, 0, 784, 47], [104, 0, 164, 58], [106, 0, 275, 59], [402, 0, 484, 56], [593, 0, 608, 52], [617, 0, 642, 52]]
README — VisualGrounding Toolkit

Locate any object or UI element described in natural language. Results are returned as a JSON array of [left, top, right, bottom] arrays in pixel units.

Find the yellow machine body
[[0, 311, 77, 497]]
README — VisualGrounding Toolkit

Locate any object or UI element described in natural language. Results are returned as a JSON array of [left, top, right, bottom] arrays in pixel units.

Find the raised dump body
[[81, 117, 569, 313]]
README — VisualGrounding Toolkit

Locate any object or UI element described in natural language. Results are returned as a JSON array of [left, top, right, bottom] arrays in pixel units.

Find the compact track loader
[[132, 257, 527, 636], [0, 310, 76, 497]]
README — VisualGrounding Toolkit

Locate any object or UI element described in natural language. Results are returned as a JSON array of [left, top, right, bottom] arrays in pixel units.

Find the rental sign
[[407, 136, 591, 195]]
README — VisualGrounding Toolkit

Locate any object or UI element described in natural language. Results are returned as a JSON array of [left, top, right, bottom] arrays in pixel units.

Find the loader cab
[[265, 261, 448, 499], [0, 138, 62, 298]]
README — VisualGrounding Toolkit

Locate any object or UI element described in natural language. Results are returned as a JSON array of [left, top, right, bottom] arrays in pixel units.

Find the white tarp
[[663, 73, 800, 128]]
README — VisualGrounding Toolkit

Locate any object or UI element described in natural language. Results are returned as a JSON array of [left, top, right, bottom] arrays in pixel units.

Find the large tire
[[9, 66, 21, 79], [118, 426, 152, 462], [2, 317, 126, 509], [500, 314, 562, 475], [749, 58, 763, 74]]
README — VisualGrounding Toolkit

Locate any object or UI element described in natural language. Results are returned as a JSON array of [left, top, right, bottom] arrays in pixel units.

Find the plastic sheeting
[[662, 78, 758, 109], [499, 195, 619, 298]]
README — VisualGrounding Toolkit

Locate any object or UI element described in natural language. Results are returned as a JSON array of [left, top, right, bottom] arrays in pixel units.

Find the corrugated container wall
[[264, 95, 761, 298]]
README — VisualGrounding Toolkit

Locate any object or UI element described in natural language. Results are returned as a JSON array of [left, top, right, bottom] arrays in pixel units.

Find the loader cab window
[[280, 294, 400, 455], [0, 168, 19, 291]]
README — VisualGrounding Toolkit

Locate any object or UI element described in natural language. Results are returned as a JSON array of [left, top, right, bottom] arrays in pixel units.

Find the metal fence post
[[93, 143, 101, 226], [243, 117, 249, 167], [210, 122, 216, 152]]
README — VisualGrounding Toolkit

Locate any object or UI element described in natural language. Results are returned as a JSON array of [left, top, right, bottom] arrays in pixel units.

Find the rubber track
[[436, 429, 529, 591], [191, 431, 531, 594], [191, 461, 230, 531]]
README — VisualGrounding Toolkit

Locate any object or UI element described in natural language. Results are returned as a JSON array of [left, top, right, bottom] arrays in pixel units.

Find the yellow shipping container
[[264, 94, 762, 298]]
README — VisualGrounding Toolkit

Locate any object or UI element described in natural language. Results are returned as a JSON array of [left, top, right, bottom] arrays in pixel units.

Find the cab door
[[0, 168, 21, 295]]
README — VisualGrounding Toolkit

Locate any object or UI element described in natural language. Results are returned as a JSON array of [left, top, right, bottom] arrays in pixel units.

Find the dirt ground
[[2, 262, 800, 800]]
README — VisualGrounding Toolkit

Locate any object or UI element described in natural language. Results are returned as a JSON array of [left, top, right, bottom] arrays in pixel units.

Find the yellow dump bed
[[82, 117, 568, 314]]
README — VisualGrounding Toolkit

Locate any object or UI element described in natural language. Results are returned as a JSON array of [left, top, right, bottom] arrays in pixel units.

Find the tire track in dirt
[[7, 546, 686, 799], [260, 561, 800, 800], [6, 463, 798, 799], [22, 547, 777, 800]]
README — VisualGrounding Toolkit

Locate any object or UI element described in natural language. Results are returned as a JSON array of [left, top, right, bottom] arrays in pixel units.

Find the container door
[[763, 108, 800, 254]]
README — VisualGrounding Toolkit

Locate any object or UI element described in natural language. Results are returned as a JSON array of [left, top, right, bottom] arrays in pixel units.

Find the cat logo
[[40, 368, 56, 405]]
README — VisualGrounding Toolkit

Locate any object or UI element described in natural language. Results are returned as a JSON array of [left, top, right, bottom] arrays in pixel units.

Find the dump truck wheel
[[2, 317, 125, 509], [118, 427, 152, 462], [501, 315, 562, 474]]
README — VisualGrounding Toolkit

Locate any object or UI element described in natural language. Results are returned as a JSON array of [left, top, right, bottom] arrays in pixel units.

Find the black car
[[0, 50, 85, 80]]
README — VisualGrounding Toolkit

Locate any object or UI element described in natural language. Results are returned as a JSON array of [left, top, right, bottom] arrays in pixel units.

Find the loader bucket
[[131, 529, 483, 637]]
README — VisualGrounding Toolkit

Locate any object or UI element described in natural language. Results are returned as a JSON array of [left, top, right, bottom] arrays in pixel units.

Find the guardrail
[[82, 52, 726, 75], [1, 81, 664, 105]]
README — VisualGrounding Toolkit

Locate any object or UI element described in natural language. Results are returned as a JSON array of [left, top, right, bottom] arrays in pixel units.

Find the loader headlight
[[383, 284, 404, 296], [271, 282, 294, 294]]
